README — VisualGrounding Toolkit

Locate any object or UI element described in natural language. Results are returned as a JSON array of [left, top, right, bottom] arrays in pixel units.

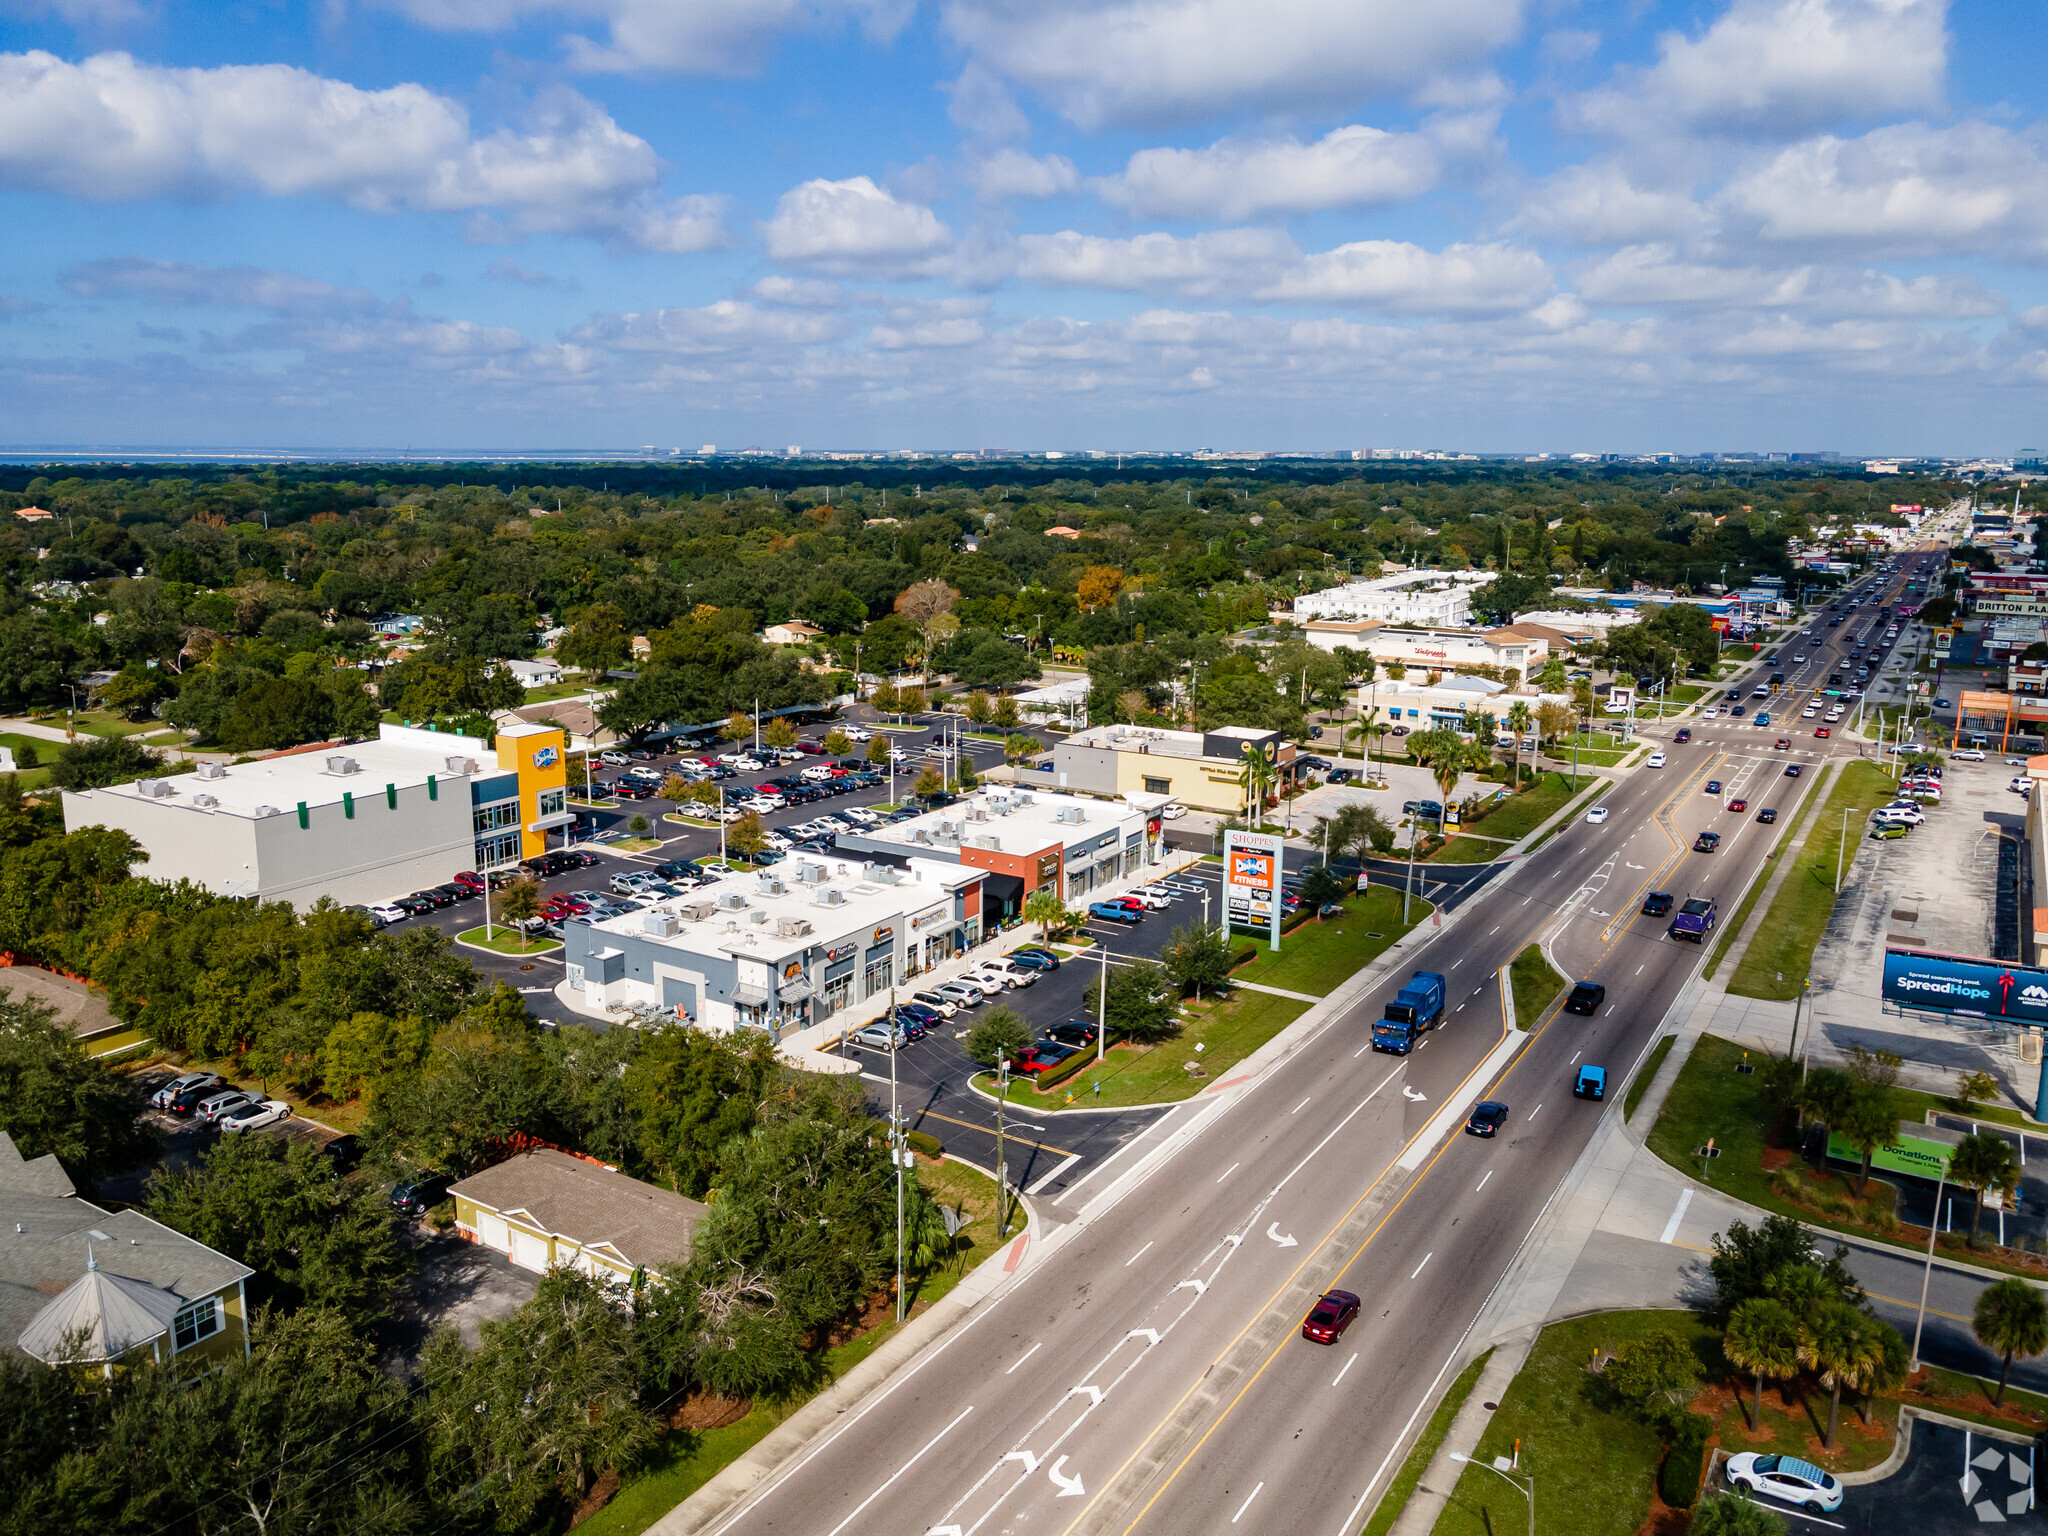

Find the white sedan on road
[[1585, 806, 1610, 824], [218, 1099, 293, 1134]]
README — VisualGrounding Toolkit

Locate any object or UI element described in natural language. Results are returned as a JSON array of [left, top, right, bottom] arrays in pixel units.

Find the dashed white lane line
[[1232, 1483, 1265, 1524], [1570, 1051, 1582, 1065], [1006, 1342, 1041, 1375], [823, 1406, 971, 1536], [1475, 1169, 1492, 1193], [1528, 1103, 1543, 1123], [1125, 1242, 1152, 1267], [1332, 1353, 1358, 1388], [1216, 1162, 1240, 1183], [1411, 1252, 1434, 1280], [1293, 1096, 1311, 1115]]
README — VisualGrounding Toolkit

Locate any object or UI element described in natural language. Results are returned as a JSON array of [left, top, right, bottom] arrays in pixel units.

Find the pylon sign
[[1224, 829, 1285, 951]]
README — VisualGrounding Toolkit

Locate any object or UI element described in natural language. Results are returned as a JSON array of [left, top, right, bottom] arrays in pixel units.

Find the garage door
[[509, 1228, 550, 1273], [478, 1213, 508, 1252]]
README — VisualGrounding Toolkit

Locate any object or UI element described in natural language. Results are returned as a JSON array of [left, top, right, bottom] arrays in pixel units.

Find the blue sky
[[0, 0, 2043, 454]]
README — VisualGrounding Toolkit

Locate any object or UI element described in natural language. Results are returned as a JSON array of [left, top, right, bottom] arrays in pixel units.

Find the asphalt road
[[692, 561, 1962, 1536]]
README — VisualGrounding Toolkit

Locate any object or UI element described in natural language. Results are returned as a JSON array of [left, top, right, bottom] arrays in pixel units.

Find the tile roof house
[[1, 1133, 252, 1375], [762, 620, 824, 646], [450, 1150, 707, 1281]]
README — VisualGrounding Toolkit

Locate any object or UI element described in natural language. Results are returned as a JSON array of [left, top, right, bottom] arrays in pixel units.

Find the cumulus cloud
[[1257, 240, 1552, 314], [570, 299, 851, 353], [964, 148, 1079, 201], [1716, 121, 2048, 256], [1574, 244, 2004, 318], [1013, 228, 1297, 298], [760, 176, 952, 275], [1509, 161, 1713, 247], [941, 0, 1522, 129], [61, 256, 392, 315], [1095, 125, 1442, 221], [1567, 0, 1948, 139], [0, 51, 731, 251], [376, 0, 914, 76]]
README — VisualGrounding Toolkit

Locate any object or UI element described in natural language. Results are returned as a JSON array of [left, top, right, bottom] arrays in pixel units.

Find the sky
[[0, 0, 2044, 456]]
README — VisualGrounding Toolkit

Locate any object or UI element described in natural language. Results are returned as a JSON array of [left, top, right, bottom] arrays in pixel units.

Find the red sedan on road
[[1729, 798, 1748, 813], [1815, 726, 1831, 737], [1302, 1289, 1361, 1344]]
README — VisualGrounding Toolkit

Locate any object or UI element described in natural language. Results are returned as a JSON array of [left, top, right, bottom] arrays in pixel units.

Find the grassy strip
[[976, 987, 1311, 1108], [1623, 1036, 1676, 1123], [580, 1161, 1005, 1536], [1230, 887, 1428, 996], [1509, 944, 1566, 1028], [1702, 763, 1831, 981], [1359, 1348, 1493, 1536], [1461, 772, 1587, 842], [1425, 835, 1511, 865], [455, 926, 563, 957], [1727, 760, 1897, 1000]]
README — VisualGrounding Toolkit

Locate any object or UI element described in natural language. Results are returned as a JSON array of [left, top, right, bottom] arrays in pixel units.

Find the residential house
[[2, 1132, 252, 1375], [500, 658, 564, 688], [1044, 526, 1083, 540], [449, 1149, 706, 1282], [762, 620, 825, 646]]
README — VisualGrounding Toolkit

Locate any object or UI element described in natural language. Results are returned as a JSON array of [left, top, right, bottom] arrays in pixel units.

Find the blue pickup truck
[[1668, 896, 1718, 942], [1372, 971, 1447, 1054], [1087, 900, 1142, 925]]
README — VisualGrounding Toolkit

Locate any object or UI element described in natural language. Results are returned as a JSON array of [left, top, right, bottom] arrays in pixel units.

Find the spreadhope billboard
[[1881, 947, 2048, 1025]]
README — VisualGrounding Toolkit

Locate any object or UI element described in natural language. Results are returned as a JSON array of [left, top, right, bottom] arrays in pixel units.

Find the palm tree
[[1412, 729, 1478, 840], [1949, 1130, 2020, 1243], [1237, 747, 1278, 828], [1973, 1278, 2048, 1405], [1724, 1296, 1800, 1432], [1802, 1297, 1882, 1448], [1504, 701, 1534, 785], [1024, 885, 1071, 943]]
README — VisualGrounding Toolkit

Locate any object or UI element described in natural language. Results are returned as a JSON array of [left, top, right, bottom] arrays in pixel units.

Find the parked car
[[218, 1099, 293, 1134], [1010, 946, 1063, 970], [390, 1174, 453, 1216], [1088, 901, 1143, 925], [933, 981, 986, 1008], [1465, 1101, 1510, 1137], [1046, 1021, 1099, 1049], [318, 1134, 363, 1173], [1724, 1453, 1843, 1514], [1011, 1041, 1080, 1075], [152, 1071, 223, 1110], [1301, 1289, 1361, 1345], [197, 1089, 261, 1125], [1871, 822, 1908, 840], [909, 990, 959, 1018]]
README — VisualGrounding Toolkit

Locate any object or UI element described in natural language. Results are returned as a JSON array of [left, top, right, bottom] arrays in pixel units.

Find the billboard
[[1881, 947, 2048, 1024], [1933, 628, 1954, 659], [1825, 1127, 1950, 1181], [1224, 829, 1284, 950]]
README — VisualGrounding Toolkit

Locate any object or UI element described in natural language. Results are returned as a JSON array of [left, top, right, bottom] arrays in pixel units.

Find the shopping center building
[[59, 721, 571, 911], [1007, 724, 1292, 818]]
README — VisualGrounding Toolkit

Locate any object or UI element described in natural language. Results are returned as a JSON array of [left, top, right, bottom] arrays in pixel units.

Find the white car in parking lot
[[933, 981, 985, 1007], [218, 1099, 293, 1134], [842, 726, 873, 741], [369, 902, 407, 924], [1952, 748, 1985, 762]]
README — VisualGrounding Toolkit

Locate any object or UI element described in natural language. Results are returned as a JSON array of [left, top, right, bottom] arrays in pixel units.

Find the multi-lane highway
[[688, 554, 1951, 1536]]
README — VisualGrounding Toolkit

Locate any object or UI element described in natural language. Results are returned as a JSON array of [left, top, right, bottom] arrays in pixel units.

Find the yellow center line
[[906, 1107, 1076, 1159]]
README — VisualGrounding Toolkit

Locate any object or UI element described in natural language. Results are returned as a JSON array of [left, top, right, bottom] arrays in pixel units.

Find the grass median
[[1360, 1348, 1493, 1536], [1509, 944, 1566, 1028], [1726, 759, 1896, 1000], [457, 926, 563, 957], [1230, 887, 1428, 996], [1702, 761, 1831, 981], [1461, 771, 1589, 843]]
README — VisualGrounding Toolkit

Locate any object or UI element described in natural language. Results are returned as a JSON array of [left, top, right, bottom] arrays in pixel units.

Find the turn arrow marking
[[1005, 1451, 1040, 1475], [1266, 1222, 1298, 1248], [1048, 1456, 1085, 1497], [1402, 1085, 1428, 1102], [1128, 1328, 1161, 1344], [1069, 1385, 1103, 1406]]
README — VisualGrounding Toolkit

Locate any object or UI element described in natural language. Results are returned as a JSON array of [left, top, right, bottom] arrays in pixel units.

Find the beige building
[[1014, 723, 1294, 815], [1302, 622, 1547, 681], [450, 1149, 706, 1283]]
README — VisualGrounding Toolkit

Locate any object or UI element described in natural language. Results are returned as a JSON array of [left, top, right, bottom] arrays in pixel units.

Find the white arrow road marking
[[1403, 1084, 1428, 1102], [1176, 1278, 1209, 1294], [927, 1527, 964, 1535], [1128, 1329, 1161, 1344], [1048, 1457, 1084, 1497], [1068, 1386, 1103, 1407], [1267, 1222, 1298, 1248], [1005, 1451, 1040, 1475]]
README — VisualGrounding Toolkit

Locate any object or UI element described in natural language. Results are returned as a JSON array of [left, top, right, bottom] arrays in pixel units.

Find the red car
[[1728, 798, 1748, 813], [1302, 1289, 1361, 1344], [1815, 726, 1831, 737], [452, 871, 485, 891], [1009, 1042, 1081, 1076]]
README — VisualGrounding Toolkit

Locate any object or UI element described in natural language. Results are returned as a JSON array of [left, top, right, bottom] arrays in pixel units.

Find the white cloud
[[1257, 240, 1552, 313], [944, 61, 1029, 142], [1013, 228, 1297, 298], [1574, 244, 2004, 318], [751, 275, 851, 307], [376, 0, 914, 76], [1095, 125, 1441, 221], [869, 316, 986, 348], [760, 176, 952, 275], [61, 256, 392, 315], [1717, 122, 2048, 256], [941, 0, 1522, 129], [1568, 0, 1948, 139], [571, 299, 851, 353], [1510, 161, 1712, 246], [964, 148, 1079, 201], [0, 51, 730, 251]]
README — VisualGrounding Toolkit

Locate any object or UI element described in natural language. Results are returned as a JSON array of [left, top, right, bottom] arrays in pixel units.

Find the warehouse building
[[563, 856, 985, 1035], [60, 721, 570, 911], [1300, 623, 1547, 680]]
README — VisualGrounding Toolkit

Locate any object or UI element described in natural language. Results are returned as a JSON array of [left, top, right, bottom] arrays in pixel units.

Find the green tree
[[1603, 1327, 1700, 1430], [796, 583, 868, 634], [722, 709, 754, 744], [1707, 1216, 1861, 1321], [822, 727, 852, 755], [368, 1016, 551, 1177], [1084, 958, 1180, 1044], [422, 1267, 656, 1527], [1801, 1296, 1884, 1448], [1003, 732, 1045, 763], [1796, 1066, 1857, 1136], [1837, 1081, 1900, 1194], [763, 716, 798, 750], [1296, 861, 1351, 913], [1724, 1296, 1801, 1432], [555, 603, 631, 676], [728, 810, 769, 859], [992, 695, 1020, 729], [47, 734, 167, 790], [1161, 921, 1234, 1000], [320, 1009, 428, 1100], [1955, 1069, 2000, 1113], [496, 876, 544, 948], [965, 1006, 1032, 1067], [913, 766, 945, 799], [1024, 885, 1074, 942], [967, 691, 992, 725], [1949, 1129, 2020, 1243], [865, 734, 893, 766], [1504, 700, 1534, 778], [0, 992, 159, 1183], [1690, 1493, 1788, 1536], [1973, 1277, 2048, 1405], [625, 1026, 778, 1196], [144, 1131, 409, 1325]]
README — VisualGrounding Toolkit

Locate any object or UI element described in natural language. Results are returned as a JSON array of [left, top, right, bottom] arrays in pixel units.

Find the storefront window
[[823, 975, 853, 1015], [474, 830, 521, 868], [473, 801, 519, 834], [537, 787, 566, 819], [1143, 776, 1171, 795], [863, 956, 893, 998]]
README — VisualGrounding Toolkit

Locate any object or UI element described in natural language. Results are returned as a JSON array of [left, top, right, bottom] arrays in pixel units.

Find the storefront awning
[[981, 872, 1025, 908], [777, 979, 813, 1002], [529, 811, 578, 832], [731, 985, 769, 1007]]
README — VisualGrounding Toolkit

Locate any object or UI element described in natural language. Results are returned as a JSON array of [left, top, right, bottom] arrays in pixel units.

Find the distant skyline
[[1, 1, 2043, 454]]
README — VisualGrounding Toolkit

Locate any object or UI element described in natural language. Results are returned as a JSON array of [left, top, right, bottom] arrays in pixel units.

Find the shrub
[[1660, 1415, 1710, 1509], [907, 1129, 943, 1159]]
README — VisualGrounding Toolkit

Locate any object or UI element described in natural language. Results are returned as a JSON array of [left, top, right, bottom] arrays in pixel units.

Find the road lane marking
[[1570, 1052, 1582, 1065], [823, 1406, 971, 1536], [1007, 1342, 1042, 1375], [1217, 1162, 1240, 1182], [1293, 1097, 1311, 1115], [1488, 926, 1499, 935], [1660, 1188, 1694, 1245], [1475, 1169, 1492, 1192], [1332, 1353, 1357, 1388], [1125, 1242, 1152, 1267], [1528, 1104, 1542, 1122], [1411, 1252, 1433, 1280], [1355, 1042, 1373, 1058], [1231, 1483, 1264, 1523], [907, 1107, 1077, 1158], [1027, 1153, 1084, 1195]]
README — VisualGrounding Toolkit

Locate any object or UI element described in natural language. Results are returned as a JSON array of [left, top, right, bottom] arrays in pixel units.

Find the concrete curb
[[644, 1184, 1041, 1536], [1386, 1333, 1536, 1536]]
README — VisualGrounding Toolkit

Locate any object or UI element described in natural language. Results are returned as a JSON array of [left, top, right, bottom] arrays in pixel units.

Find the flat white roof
[[66, 731, 489, 820], [864, 787, 1147, 857]]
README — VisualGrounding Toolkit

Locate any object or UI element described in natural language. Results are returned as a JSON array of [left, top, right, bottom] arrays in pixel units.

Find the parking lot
[[1713, 1416, 2039, 1533]]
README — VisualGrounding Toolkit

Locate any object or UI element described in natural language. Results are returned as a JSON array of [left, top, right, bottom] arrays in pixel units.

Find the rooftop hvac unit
[[1055, 805, 1085, 824], [796, 862, 828, 884], [194, 762, 226, 781], [815, 887, 846, 907], [1014, 792, 1034, 805], [747, 909, 770, 926], [679, 899, 717, 922], [863, 863, 900, 884], [191, 793, 218, 810], [966, 808, 987, 822], [643, 911, 678, 938], [973, 835, 1000, 850], [776, 916, 813, 938], [716, 890, 748, 911], [760, 877, 786, 896], [445, 755, 479, 775], [253, 804, 279, 818], [913, 830, 932, 844], [325, 755, 360, 775], [137, 780, 174, 798]]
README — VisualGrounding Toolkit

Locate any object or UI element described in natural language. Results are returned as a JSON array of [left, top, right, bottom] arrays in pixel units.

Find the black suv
[[390, 1174, 452, 1216], [1563, 981, 1607, 1015], [1641, 892, 1673, 917]]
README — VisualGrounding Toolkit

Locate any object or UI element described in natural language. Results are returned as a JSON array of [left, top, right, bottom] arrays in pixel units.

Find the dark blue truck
[[1669, 896, 1717, 942], [1373, 970, 1447, 1054]]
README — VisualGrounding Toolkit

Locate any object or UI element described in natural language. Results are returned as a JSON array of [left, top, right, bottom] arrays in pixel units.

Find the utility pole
[[993, 1058, 1012, 1235], [889, 988, 907, 1320], [1910, 1167, 1948, 1372], [1097, 931, 1109, 1067]]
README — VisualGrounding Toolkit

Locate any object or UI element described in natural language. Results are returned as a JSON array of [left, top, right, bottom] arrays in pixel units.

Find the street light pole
[[1097, 934, 1108, 1067], [1448, 1453, 1533, 1536], [994, 1058, 1012, 1235], [1910, 1168, 1948, 1373]]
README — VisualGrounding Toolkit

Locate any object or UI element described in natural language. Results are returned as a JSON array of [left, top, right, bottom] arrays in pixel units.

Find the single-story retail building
[[1007, 723, 1293, 818]]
